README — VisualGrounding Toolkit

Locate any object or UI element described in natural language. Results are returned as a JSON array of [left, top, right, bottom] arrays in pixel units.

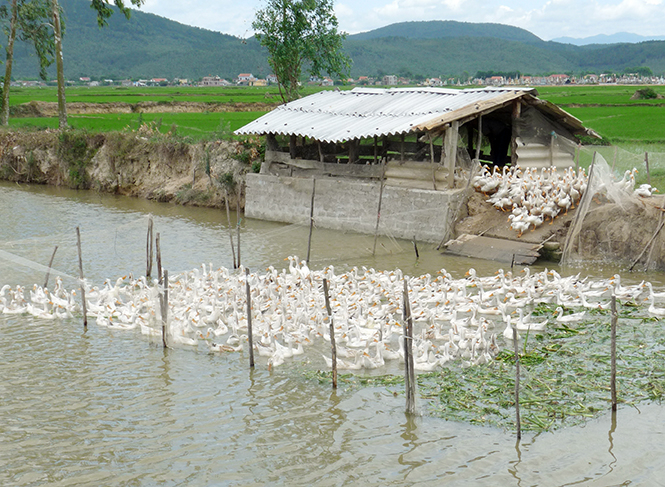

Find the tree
[[52, 0, 144, 128], [252, 0, 350, 103], [1, 0, 55, 126]]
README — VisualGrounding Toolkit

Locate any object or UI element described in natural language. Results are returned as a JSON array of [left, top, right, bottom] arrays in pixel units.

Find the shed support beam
[[511, 100, 521, 166], [289, 135, 297, 159], [444, 121, 459, 188], [348, 139, 358, 164]]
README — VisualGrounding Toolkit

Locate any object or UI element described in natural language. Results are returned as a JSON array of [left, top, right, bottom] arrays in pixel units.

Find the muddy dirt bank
[[0, 129, 256, 210]]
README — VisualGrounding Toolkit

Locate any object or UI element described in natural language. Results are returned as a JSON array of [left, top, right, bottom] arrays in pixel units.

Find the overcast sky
[[138, 0, 665, 41]]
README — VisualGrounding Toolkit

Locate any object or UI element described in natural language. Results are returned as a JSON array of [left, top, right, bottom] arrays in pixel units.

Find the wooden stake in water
[[306, 178, 316, 265], [44, 245, 58, 288], [146, 216, 154, 278], [76, 227, 87, 329], [513, 326, 522, 440], [245, 268, 255, 368], [645, 152, 651, 186], [402, 278, 416, 414], [322, 278, 337, 389], [611, 294, 618, 411], [162, 269, 169, 349], [156, 232, 162, 283], [225, 189, 237, 269], [413, 236, 419, 259], [237, 189, 242, 267]]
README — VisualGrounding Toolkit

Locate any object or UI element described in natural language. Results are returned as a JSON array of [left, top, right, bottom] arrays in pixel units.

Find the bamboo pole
[[372, 160, 387, 256], [306, 178, 316, 265], [76, 227, 87, 329], [402, 278, 416, 414], [413, 236, 419, 259], [610, 294, 617, 411], [322, 278, 337, 389], [44, 245, 58, 288], [162, 269, 168, 348], [146, 216, 154, 278], [237, 189, 242, 267], [245, 268, 255, 368], [156, 232, 162, 283], [513, 325, 521, 440], [224, 189, 237, 269], [645, 152, 651, 186]]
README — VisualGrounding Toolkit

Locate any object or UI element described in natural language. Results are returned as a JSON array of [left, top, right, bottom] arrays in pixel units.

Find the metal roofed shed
[[236, 87, 598, 189], [235, 86, 599, 245]]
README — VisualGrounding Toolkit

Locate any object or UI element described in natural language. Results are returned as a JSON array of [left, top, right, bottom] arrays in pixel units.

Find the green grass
[[565, 105, 665, 143], [5, 84, 347, 106], [7, 111, 267, 142], [537, 85, 665, 106]]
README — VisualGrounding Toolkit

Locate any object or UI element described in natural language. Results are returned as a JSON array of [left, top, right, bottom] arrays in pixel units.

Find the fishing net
[[561, 145, 665, 269]]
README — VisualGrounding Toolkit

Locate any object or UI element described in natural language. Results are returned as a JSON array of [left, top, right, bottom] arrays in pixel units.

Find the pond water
[[1, 181, 664, 486]]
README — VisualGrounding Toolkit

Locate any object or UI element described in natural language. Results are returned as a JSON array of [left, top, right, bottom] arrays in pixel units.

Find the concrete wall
[[246, 173, 467, 243]]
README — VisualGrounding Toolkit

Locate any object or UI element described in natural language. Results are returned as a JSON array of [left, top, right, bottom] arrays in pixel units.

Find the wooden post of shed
[[348, 139, 358, 164], [318, 140, 324, 163], [511, 100, 521, 166], [400, 133, 405, 163], [289, 134, 297, 160], [444, 121, 459, 188], [429, 134, 437, 190], [374, 136, 378, 164], [475, 116, 483, 162]]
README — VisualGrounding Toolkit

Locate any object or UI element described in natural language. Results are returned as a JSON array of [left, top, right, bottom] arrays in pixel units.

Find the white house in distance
[[236, 73, 256, 85]]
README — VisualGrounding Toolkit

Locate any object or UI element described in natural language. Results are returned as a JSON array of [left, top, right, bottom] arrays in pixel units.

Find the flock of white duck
[[473, 165, 657, 237], [3, 256, 665, 372]]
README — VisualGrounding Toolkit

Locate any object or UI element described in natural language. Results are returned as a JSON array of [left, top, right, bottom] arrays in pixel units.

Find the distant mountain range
[[551, 33, 665, 46], [5, 0, 665, 80]]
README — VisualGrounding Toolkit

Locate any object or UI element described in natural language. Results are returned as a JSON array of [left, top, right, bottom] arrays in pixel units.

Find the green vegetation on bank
[[8, 112, 266, 141]]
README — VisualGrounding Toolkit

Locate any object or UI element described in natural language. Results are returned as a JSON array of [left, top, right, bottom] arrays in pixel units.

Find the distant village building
[[79, 77, 90, 82], [121, 79, 133, 87], [548, 74, 570, 84], [426, 77, 443, 87], [383, 75, 398, 85], [236, 73, 256, 85], [267, 74, 278, 84], [200, 76, 231, 87]]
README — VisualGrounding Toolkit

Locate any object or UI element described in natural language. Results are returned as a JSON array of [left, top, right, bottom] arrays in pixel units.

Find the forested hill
[[6, 0, 665, 80], [7, 0, 269, 80], [348, 21, 544, 44]]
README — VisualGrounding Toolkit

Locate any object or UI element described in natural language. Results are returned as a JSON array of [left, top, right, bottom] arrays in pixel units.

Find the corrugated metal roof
[[235, 86, 537, 143]]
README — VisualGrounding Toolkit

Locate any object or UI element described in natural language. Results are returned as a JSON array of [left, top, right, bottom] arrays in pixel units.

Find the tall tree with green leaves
[[52, 0, 144, 128], [252, 0, 350, 103], [1, 0, 55, 126]]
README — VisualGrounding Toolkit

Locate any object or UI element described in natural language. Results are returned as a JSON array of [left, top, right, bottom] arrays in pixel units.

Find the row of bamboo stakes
[[46, 209, 620, 438]]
